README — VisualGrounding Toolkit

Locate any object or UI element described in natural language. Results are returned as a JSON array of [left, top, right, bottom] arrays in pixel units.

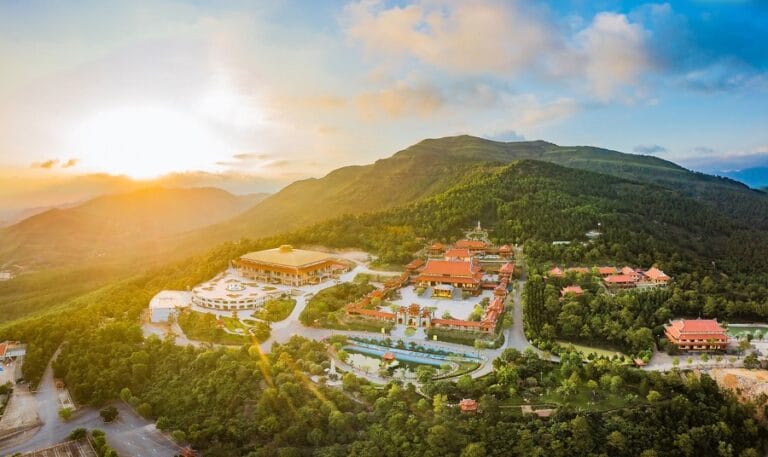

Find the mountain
[[711, 166, 768, 189], [0, 187, 268, 267], [187, 135, 767, 248]]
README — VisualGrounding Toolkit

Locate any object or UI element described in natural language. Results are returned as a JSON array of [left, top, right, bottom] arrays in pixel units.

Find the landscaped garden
[[253, 296, 297, 322], [177, 310, 270, 344]]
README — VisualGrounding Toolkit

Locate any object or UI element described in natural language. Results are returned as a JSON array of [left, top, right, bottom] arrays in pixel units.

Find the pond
[[345, 349, 435, 380], [727, 325, 768, 338]]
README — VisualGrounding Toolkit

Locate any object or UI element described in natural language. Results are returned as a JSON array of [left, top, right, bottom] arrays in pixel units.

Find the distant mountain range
[[710, 167, 768, 190], [0, 187, 268, 267]]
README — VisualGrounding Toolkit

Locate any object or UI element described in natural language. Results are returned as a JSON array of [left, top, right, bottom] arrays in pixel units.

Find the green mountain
[[190, 135, 767, 248], [0, 187, 267, 267]]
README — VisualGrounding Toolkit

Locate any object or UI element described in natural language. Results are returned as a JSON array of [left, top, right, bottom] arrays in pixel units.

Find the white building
[[150, 291, 191, 323]]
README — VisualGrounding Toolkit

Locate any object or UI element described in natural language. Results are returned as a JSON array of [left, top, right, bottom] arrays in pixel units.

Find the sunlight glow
[[69, 105, 233, 179]]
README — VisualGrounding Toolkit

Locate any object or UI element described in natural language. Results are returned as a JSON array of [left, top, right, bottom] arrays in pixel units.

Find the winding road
[[0, 352, 180, 456]]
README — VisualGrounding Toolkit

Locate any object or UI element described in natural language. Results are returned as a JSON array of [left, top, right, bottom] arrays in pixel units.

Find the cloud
[[693, 146, 716, 155], [634, 144, 667, 154], [573, 13, 653, 100], [356, 82, 443, 119], [342, 1, 657, 101], [487, 130, 526, 142], [31, 159, 59, 169], [342, 0, 553, 76], [61, 158, 78, 168], [232, 153, 270, 161]]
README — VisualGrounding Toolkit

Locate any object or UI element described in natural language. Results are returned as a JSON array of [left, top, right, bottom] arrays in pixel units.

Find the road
[[0, 353, 180, 456]]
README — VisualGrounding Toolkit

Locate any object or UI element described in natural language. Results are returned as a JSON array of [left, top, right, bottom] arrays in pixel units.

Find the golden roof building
[[235, 245, 337, 286]]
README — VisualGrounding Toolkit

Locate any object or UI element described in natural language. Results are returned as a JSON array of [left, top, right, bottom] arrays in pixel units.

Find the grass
[[726, 326, 767, 338], [555, 340, 628, 360], [177, 310, 269, 344]]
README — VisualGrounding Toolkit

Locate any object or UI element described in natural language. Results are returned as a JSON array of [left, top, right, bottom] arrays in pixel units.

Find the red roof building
[[444, 248, 472, 262], [597, 266, 618, 277], [664, 319, 728, 351], [454, 239, 487, 253], [566, 267, 590, 275], [604, 274, 636, 289], [405, 258, 425, 271], [548, 266, 564, 278], [643, 267, 670, 284], [560, 285, 584, 296], [499, 262, 515, 276], [459, 398, 478, 413], [414, 260, 483, 292], [428, 242, 445, 256]]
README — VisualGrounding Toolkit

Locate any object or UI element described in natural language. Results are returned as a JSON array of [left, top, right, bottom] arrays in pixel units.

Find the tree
[[606, 431, 626, 452], [68, 428, 87, 440], [743, 353, 760, 369], [58, 407, 72, 421], [647, 390, 662, 402], [100, 406, 119, 423], [461, 442, 486, 457]]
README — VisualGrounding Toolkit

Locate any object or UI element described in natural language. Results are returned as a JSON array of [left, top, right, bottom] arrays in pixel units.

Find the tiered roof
[[665, 319, 727, 341]]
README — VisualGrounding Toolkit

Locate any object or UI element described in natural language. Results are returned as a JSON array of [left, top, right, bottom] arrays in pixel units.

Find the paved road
[[0, 353, 180, 457]]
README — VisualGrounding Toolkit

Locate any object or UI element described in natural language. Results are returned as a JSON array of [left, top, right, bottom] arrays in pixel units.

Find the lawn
[[555, 340, 628, 360], [726, 326, 768, 339], [177, 310, 270, 344]]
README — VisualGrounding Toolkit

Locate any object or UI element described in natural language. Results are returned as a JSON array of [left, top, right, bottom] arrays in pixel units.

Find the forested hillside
[[0, 187, 267, 267], [188, 135, 768, 250]]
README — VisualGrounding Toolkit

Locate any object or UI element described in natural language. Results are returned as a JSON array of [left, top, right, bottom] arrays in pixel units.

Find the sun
[[69, 105, 231, 179]]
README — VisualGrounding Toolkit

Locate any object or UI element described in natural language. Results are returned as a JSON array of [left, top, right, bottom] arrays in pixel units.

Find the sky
[[1, 0, 767, 206]]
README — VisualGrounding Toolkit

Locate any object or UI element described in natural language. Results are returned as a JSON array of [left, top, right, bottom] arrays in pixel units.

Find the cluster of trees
[[298, 281, 375, 327], [524, 275, 670, 356], [254, 296, 297, 322]]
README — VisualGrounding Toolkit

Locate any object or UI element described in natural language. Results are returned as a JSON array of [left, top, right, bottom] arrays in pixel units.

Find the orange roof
[[429, 242, 445, 251], [419, 260, 480, 277], [499, 263, 515, 274], [0, 342, 6, 358], [499, 244, 512, 252], [644, 267, 670, 281], [561, 285, 584, 296], [350, 308, 395, 319], [459, 398, 478, 411], [604, 274, 635, 284], [598, 266, 617, 275], [455, 239, 487, 250], [665, 319, 726, 339], [405, 258, 425, 270], [432, 318, 486, 328], [621, 266, 638, 276], [548, 266, 564, 277], [567, 267, 590, 274], [444, 248, 471, 258]]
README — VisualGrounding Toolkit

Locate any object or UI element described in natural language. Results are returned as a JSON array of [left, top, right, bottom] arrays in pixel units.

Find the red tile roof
[[459, 398, 478, 411], [430, 242, 445, 251], [604, 274, 635, 284], [644, 267, 670, 281], [665, 319, 726, 340], [444, 248, 471, 258], [455, 239, 487, 250], [598, 266, 618, 275], [499, 263, 515, 274], [499, 244, 512, 252], [432, 318, 486, 328], [0, 342, 6, 358], [548, 266, 564, 277], [405, 258, 425, 270], [418, 260, 480, 277], [561, 285, 584, 296]]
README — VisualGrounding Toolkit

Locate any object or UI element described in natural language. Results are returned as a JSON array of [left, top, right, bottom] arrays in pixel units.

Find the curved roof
[[240, 245, 334, 268]]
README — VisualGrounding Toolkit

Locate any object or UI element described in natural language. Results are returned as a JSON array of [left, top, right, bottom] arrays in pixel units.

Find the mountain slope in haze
[[191, 135, 767, 248], [0, 187, 268, 267]]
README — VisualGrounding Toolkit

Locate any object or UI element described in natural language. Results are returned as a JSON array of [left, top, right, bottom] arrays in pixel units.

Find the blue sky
[[0, 0, 766, 194]]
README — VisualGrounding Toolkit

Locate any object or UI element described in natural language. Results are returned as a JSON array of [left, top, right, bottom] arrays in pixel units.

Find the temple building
[[664, 319, 728, 351], [413, 259, 483, 295], [396, 303, 432, 328], [234, 245, 337, 286]]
